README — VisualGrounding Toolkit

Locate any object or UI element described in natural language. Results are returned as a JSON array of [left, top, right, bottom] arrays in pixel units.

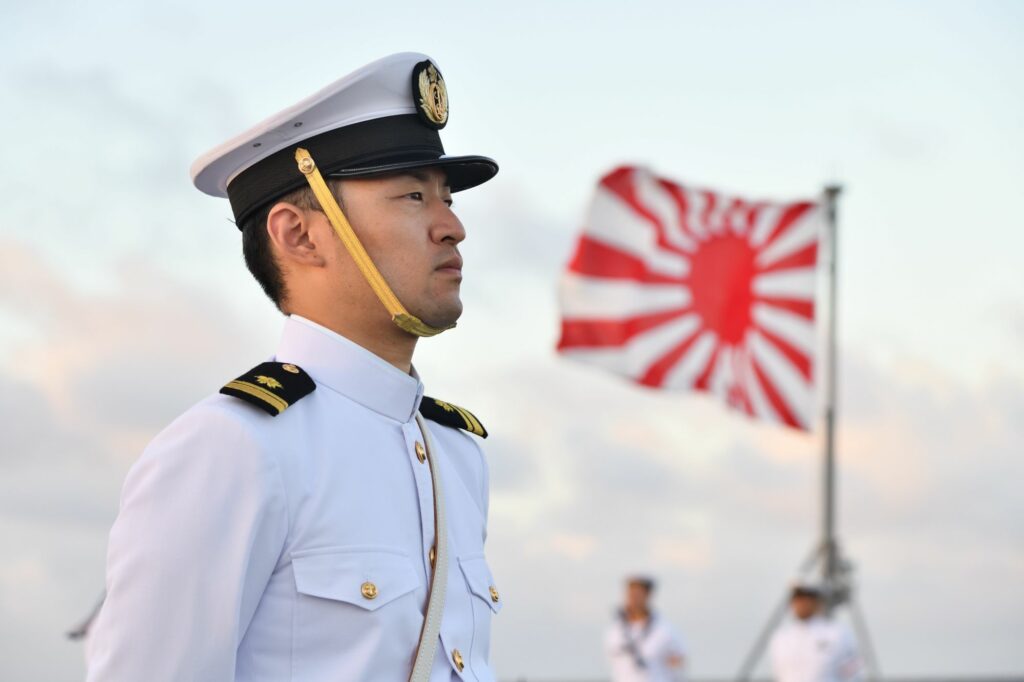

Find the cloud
[[0, 241, 273, 440], [0, 240, 277, 680]]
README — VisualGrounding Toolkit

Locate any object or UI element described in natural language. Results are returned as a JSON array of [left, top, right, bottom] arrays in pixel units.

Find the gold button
[[414, 441, 426, 463], [360, 581, 378, 600], [489, 585, 499, 603], [452, 648, 464, 672], [429, 545, 436, 567], [281, 363, 300, 374]]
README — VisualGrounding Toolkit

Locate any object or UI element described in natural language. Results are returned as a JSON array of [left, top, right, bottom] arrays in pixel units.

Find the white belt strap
[[409, 415, 449, 682]]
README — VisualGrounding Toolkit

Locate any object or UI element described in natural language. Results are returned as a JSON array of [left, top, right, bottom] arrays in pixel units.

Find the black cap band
[[227, 114, 496, 226]]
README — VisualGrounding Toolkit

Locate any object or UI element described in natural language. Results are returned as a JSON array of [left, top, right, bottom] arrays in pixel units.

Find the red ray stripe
[[755, 296, 815, 321], [567, 235, 685, 284], [727, 349, 755, 416], [699, 190, 717, 231], [756, 328, 813, 382], [758, 202, 816, 253], [693, 345, 722, 392], [739, 202, 766, 238], [722, 198, 745, 234], [637, 327, 703, 387], [657, 179, 704, 244], [730, 382, 755, 418], [759, 242, 818, 275], [557, 308, 692, 350], [599, 167, 688, 258], [751, 358, 803, 430]]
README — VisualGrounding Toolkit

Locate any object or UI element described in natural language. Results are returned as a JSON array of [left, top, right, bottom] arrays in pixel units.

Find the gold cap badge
[[413, 60, 448, 129]]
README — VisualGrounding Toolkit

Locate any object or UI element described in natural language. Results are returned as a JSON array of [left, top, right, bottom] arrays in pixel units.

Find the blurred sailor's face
[[790, 593, 821, 620], [337, 168, 465, 329], [625, 582, 652, 613]]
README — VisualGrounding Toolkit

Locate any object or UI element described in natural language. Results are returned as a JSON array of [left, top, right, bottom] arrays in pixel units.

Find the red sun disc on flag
[[557, 166, 822, 430]]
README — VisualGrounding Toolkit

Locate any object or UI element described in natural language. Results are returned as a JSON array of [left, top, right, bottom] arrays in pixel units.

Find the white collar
[[274, 314, 424, 423]]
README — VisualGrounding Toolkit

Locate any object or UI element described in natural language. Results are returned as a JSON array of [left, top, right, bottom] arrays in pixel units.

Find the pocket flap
[[458, 553, 502, 614], [292, 547, 420, 611]]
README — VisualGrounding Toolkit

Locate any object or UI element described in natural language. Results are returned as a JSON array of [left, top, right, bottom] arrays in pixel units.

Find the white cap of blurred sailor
[[190, 52, 498, 227], [790, 577, 826, 599], [189, 53, 498, 337]]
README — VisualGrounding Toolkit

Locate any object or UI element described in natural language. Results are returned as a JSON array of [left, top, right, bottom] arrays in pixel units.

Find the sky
[[1, 1, 1023, 680]]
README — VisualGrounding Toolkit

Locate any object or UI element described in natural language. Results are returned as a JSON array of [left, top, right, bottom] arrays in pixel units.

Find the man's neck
[[624, 607, 650, 623], [288, 308, 417, 373]]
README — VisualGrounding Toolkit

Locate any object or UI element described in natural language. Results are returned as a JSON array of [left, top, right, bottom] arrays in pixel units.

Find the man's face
[[790, 593, 821, 620], [625, 582, 651, 612], [333, 167, 465, 329]]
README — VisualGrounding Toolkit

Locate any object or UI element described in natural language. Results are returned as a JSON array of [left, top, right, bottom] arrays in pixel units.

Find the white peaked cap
[[790, 577, 825, 596], [189, 52, 498, 226]]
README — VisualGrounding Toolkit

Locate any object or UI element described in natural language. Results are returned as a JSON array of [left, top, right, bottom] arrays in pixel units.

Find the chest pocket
[[458, 554, 502, 614], [292, 546, 420, 611]]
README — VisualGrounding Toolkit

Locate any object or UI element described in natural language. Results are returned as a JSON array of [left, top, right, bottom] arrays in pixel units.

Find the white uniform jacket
[[604, 614, 686, 682], [769, 616, 863, 682], [86, 315, 500, 682]]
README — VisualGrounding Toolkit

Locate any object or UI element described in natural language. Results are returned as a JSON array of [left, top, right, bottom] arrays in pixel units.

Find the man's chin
[[415, 300, 463, 331]]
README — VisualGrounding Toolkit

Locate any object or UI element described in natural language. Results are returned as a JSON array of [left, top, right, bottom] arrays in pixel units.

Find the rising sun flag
[[557, 166, 824, 430]]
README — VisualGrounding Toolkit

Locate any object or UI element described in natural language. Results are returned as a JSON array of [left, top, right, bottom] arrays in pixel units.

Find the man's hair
[[239, 180, 344, 311], [627, 577, 656, 593]]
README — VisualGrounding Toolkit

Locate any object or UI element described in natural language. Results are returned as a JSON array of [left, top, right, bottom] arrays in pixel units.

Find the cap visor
[[324, 154, 498, 192]]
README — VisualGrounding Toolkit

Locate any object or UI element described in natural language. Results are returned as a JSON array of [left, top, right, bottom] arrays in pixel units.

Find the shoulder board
[[419, 397, 488, 438], [220, 362, 315, 416]]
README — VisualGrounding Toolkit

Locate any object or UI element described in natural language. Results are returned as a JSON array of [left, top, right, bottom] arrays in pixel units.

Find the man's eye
[[407, 192, 423, 201], [444, 199, 454, 207]]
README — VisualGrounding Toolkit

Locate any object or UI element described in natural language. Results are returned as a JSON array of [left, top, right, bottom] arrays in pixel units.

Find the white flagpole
[[737, 184, 881, 681], [822, 184, 842, 613]]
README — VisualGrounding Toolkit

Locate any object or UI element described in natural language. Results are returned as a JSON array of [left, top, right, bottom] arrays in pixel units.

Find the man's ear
[[266, 202, 327, 267]]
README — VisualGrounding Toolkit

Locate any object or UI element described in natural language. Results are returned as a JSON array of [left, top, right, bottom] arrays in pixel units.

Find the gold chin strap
[[294, 147, 453, 337]]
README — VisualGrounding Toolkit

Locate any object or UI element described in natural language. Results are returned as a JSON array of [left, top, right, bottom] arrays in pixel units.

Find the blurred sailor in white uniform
[[604, 576, 687, 682], [769, 580, 864, 682], [85, 52, 502, 682]]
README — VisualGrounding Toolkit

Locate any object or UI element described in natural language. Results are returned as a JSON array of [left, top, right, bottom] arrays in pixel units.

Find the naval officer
[[769, 581, 864, 682], [86, 53, 501, 682], [604, 576, 687, 682]]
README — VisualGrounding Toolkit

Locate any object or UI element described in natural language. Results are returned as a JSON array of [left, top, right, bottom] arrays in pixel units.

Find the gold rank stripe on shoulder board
[[419, 397, 488, 438], [220, 362, 316, 416]]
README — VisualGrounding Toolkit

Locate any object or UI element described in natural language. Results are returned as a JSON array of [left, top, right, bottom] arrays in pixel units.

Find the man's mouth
[[435, 256, 463, 274]]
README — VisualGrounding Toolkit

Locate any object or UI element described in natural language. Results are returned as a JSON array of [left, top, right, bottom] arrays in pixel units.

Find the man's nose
[[432, 201, 466, 245]]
